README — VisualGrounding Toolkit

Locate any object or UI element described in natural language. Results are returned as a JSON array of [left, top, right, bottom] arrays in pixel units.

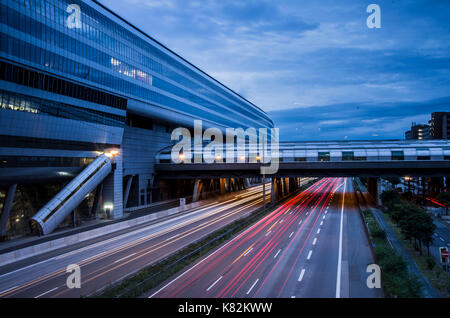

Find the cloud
[[99, 0, 450, 139], [269, 96, 450, 141]]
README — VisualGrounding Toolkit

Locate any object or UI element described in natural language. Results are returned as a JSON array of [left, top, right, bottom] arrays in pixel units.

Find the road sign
[[440, 247, 449, 264]]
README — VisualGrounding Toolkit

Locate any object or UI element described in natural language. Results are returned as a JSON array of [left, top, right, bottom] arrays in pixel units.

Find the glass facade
[[0, 0, 273, 130], [0, 89, 125, 126]]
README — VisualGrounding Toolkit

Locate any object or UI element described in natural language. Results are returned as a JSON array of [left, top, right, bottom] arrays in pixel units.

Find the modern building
[[0, 0, 273, 237], [429, 112, 449, 140], [405, 123, 431, 140]]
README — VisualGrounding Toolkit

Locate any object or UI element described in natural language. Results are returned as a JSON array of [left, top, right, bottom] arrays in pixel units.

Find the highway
[[149, 177, 383, 298], [0, 183, 282, 298]]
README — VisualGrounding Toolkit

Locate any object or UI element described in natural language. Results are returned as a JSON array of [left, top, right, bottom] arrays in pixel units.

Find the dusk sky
[[99, 0, 450, 141]]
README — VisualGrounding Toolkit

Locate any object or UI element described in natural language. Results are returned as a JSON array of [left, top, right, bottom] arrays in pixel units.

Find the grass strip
[[361, 209, 423, 298]]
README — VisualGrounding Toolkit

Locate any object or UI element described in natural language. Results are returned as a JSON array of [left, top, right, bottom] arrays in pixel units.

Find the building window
[[294, 157, 306, 162], [342, 152, 354, 161], [318, 152, 330, 162], [0, 61, 127, 110], [391, 151, 404, 161], [417, 156, 430, 160]]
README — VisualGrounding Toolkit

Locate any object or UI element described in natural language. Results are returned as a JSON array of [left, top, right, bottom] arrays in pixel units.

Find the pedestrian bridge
[[155, 140, 450, 178]]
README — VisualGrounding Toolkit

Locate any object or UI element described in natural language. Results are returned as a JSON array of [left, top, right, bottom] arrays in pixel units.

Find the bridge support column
[[271, 178, 279, 203], [123, 175, 133, 209], [0, 184, 17, 240], [289, 178, 296, 192], [91, 183, 103, 219], [102, 153, 123, 219], [220, 178, 227, 195], [284, 178, 289, 195], [367, 177, 380, 206], [193, 179, 201, 202]]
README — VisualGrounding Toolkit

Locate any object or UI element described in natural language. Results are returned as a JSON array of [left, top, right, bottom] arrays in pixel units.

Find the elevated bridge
[[155, 140, 450, 178]]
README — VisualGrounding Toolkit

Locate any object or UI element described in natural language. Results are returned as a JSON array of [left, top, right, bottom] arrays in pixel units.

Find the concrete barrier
[[0, 199, 212, 267]]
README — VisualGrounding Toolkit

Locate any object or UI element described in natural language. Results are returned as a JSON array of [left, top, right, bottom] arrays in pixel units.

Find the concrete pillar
[[220, 178, 227, 195], [289, 178, 296, 192], [271, 178, 277, 203], [280, 178, 284, 197], [367, 177, 380, 206], [90, 183, 103, 219], [193, 178, 201, 202], [102, 153, 123, 219], [123, 175, 133, 209], [0, 184, 17, 238]]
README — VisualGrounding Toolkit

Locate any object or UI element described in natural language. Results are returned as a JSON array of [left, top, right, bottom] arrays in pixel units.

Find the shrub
[[381, 190, 400, 205], [372, 228, 387, 240], [426, 256, 436, 270]]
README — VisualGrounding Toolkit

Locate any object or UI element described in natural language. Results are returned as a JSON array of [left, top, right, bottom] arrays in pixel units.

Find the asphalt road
[[0, 183, 282, 298], [149, 177, 383, 298]]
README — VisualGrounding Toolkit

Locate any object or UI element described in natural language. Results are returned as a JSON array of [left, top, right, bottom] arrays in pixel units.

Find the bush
[[381, 190, 400, 205], [372, 228, 387, 240], [426, 256, 436, 270], [437, 192, 450, 205], [383, 273, 422, 298]]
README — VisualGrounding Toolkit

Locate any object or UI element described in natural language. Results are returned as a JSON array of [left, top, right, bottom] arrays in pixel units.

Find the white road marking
[[307, 250, 312, 260], [298, 269, 306, 282], [0, 285, 18, 295], [265, 231, 271, 237], [149, 207, 265, 298], [206, 276, 223, 292], [434, 233, 438, 237], [317, 228, 321, 234], [274, 249, 282, 259], [246, 279, 259, 295], [313, 238, 317, 245], [291, 296, 296, 298], [113, 253, 137, 264], [336, 179, 346, 298], [289, 232, 294, 238], [320, 221, 323, 226], [298, 220, 303, 225], [0, 257, 54, 279], [323, 215, 326, 220], [34, 287, 58, 298], [440, 237, 445, 242], [306, 212, 309, 216], [244, 248, 253, 257]]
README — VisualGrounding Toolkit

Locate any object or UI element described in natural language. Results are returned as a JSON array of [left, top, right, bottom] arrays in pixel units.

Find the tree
[[381, 190, 400, 205], [395, 202, 436, 255], [437, 192, 450, 205], [417, 212, 436, 256], [384, 177, 401, 189]]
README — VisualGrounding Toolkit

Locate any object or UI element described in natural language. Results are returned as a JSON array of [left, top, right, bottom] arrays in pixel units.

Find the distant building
[[405, 123, 431, 140], [429, 112, 450, 139]]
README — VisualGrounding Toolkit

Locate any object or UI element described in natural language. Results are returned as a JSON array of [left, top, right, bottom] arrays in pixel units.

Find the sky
[[99, 0, 450, 141]]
